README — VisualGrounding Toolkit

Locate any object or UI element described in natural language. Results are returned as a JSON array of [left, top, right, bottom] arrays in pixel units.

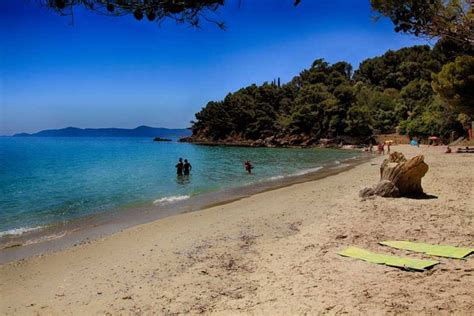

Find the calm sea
[[0, 137, 360, 238]]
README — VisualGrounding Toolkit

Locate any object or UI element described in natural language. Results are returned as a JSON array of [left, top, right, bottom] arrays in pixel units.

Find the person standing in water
[[244, 160, 253, 174], [176, 158, 184, 176], [377, 143, 383, 155], [183, 159, 192, 175]]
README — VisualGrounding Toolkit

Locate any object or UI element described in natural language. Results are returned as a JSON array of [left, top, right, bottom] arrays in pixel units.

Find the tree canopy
[[43, 0, 473, 44], [42, 0, 301, 28], [432, 55, 474, 116], [370, 0, 473, 48], [42, 0, 226, 27]]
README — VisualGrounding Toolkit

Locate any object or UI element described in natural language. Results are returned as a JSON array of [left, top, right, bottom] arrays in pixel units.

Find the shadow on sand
[[403, 193, 438, 200]]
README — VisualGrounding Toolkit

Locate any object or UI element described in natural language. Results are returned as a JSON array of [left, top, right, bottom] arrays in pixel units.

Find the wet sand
[[1, 145, 473, 314]]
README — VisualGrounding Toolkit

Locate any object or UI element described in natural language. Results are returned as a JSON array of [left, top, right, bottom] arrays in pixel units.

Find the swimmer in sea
[[176, 158, 183, 176], [244, 160, 253, 174], [183, 159, 192, 175]]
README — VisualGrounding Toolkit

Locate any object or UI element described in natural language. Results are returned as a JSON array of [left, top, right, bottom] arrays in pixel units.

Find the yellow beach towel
[[338, 246, 439, 271], [380, 241, 474, 259]]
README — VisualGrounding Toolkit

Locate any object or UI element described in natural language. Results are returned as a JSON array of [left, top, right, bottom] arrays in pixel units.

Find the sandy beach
[[1, 145, 473, 314]]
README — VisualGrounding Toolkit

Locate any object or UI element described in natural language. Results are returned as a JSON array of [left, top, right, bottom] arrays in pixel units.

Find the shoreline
[[0, 152, 368, 264], [179, 137, 368, 149], [1, 145, 472, 314]]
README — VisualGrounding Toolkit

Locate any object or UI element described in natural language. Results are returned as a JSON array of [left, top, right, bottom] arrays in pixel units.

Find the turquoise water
[[0, 137, 359, 236]]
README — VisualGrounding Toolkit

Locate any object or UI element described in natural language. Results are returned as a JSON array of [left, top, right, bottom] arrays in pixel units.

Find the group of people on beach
[[377, 142, 390, 155], [366, 142, 391, 155], [175, 158, 192, 176]]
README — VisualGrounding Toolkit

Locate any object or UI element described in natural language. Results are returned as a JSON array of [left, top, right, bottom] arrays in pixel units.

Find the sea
[[0, 137, 361, 249]]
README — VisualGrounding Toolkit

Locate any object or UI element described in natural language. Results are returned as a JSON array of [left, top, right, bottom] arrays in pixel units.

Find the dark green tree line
[[191, 41, 472, 142]]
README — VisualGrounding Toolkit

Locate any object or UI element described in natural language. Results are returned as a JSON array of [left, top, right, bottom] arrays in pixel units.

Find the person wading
[[244, 160, 253, 174], [183, 159, 192, 175], [176, 158, 184, 176]]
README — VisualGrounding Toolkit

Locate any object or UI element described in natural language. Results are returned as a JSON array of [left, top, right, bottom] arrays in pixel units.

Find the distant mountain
[[13, 126, 192, 138]]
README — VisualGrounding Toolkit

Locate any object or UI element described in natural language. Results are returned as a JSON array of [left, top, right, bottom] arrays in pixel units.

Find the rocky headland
[[180, 131, 369, 149]]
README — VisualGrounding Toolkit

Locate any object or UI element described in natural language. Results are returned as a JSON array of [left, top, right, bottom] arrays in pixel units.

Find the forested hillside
[[187, 39, 472, 146]]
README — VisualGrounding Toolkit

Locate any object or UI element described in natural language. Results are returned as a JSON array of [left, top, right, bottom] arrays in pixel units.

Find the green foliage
[[432, 55, 474, 116], [192, 43, 470, 142], [370, 0, 473, 48], [355, 45, 435, 89], [398, 97, 460, 137], [457, 113, 472, 130]]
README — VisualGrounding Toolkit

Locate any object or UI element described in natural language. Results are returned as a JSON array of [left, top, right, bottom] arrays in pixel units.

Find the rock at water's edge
[[153, 137, 172, 142]]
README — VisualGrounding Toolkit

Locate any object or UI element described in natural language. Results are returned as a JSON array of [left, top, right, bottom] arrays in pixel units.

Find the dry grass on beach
[[0, 145, 473, 314]]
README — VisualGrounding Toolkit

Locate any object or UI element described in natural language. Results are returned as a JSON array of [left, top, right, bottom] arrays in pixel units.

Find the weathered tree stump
[[374, 180, 400, 197], [360, 152, 429, 198]]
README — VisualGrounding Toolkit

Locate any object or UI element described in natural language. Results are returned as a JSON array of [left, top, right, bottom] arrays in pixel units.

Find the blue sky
[[0, 0, 429, 135]]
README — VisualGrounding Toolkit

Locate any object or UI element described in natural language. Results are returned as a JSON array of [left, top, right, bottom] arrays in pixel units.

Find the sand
[[1, 145, 473, 315]]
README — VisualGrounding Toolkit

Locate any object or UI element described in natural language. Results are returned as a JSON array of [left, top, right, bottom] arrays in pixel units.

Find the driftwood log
[[360, 152, 429, 198]]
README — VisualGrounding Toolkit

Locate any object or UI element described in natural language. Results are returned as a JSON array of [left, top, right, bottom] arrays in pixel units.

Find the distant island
[[13, 126, 191, 138]]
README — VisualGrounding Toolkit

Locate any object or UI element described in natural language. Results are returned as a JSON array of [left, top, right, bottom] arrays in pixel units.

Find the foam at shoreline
[[153, 195, 191, 205], [0, 226, 43, 238], [266, 167, 323, 181], [292, 166, 324, 176]]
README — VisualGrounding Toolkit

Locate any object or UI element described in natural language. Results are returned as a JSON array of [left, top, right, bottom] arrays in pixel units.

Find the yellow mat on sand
[[380, 241, 474, 259], [338, 246, 439, 271]]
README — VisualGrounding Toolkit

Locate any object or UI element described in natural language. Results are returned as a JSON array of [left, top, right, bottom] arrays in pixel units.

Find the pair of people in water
[[176, 158, 192, 175]]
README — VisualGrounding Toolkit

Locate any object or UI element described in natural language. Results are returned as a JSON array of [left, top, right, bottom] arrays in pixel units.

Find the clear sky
[[0, 0, 429, 135]]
